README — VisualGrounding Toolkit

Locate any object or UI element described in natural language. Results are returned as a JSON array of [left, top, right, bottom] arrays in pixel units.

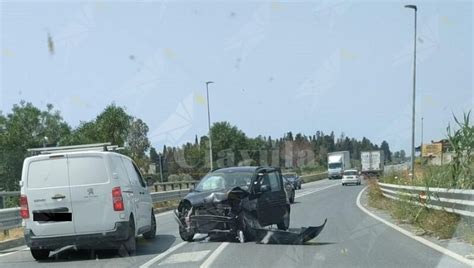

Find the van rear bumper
[[24, 222, 129, 250]]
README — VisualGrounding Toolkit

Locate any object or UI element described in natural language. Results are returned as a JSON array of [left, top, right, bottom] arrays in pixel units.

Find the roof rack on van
[[27, 142, 122, 154]]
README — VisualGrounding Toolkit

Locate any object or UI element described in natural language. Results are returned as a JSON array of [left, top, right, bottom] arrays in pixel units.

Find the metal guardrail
[[0, 208, 21, 232], [150, 189, 190, 203], [152, 181, 197, 192], [378, 182, 474, 217], [299, 172, 328, 182]]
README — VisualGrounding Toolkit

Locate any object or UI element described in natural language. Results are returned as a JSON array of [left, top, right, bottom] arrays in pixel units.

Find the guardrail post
[[179, 184, 182, 190], [186, 183, 189, 189], [154, 185, 158, 192], [171, 184, 175, 190], [3, 230, 9, 237], [0, 196, 3, 209]]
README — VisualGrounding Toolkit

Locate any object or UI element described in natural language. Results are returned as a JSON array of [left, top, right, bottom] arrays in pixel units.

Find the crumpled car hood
[[183, 187, 250, 206], [184, 189, 230, 206]]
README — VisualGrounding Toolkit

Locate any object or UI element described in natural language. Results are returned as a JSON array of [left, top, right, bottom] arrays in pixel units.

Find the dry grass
[[366, 180, 473, 244], [367, 179, 393, 211], [0, 227, 23, 242]]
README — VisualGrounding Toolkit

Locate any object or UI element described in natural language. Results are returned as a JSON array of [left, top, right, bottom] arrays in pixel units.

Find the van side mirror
[[189, 185, 195, 193], [146, 177, 154, 187]]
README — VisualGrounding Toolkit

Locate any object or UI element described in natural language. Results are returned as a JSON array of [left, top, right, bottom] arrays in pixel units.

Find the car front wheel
[[179, 225, 195, 242], [30, 249, 50, 261]]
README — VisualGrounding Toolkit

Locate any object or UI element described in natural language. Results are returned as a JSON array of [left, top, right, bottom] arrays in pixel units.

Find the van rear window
[[68, 156, 108, 185], [28, 158, 69, 188]]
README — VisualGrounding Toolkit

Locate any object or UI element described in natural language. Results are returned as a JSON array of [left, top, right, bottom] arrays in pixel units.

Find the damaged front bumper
[[175, 208, 327, 245], [174, 209, 238, 235]]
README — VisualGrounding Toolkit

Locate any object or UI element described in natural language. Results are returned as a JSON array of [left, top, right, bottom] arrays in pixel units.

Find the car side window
[[122, 158, 141, 187], [111, 155, 131, 185], [267, 171, 281, 192], [261, 173, 271, 191], [132, 162, 146, 188]]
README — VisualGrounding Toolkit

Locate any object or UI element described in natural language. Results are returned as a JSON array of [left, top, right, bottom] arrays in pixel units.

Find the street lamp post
[[206, 81, 214, 170], [405, 4, 418, 180]]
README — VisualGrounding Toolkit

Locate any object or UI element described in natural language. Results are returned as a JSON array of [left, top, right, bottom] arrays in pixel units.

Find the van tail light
[[112, 187, 124, 211], [20, 195, 29, 219]]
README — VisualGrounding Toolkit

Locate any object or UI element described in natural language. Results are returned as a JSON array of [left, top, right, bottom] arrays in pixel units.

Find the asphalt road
[[0, 179, 469, 268]]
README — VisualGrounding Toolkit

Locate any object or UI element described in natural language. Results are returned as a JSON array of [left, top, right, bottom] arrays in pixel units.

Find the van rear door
[[25, 155, 75, 237], [68, 153, 117, 234]]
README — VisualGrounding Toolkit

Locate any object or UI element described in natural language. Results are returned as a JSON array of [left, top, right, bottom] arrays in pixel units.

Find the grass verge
[[301, 172, 328, 184], [0, 227, 23, 242], [367, 179, 474, 244]]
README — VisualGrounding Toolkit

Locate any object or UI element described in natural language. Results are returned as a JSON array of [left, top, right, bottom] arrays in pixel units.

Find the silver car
[[341, 169, 361, 186]]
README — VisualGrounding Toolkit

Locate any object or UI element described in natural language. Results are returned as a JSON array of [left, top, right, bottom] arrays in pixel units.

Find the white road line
[[139, 242, 188, 268], [295, 183, 339, 199], [356, 187, 474, 267], [199, 242, 229, 268], [0, 246, 27, 258]]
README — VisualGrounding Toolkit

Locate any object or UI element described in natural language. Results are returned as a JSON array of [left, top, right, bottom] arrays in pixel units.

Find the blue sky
[[1, 0, 472, 151]]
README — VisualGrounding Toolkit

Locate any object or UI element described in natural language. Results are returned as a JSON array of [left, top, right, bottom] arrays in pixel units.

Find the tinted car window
[[268, 171, 281, 192]]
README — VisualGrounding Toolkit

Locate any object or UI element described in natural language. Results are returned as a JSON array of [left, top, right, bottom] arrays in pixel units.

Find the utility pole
[[206, 81, 214, 170], [405, 4, 418, 180]]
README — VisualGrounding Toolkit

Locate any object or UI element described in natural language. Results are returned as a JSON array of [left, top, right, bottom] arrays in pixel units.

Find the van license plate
[[33, 213, 72, 222]]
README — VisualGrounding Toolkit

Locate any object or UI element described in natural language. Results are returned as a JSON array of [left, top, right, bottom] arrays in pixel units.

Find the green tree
[[0, 102, 71, 190], [380, 140, 392, 163], [95, 104, 131, 146], [210, 122, 248, 167]]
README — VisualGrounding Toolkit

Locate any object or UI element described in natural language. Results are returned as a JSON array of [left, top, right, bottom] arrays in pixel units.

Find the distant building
[[417, 139, 453, 165]]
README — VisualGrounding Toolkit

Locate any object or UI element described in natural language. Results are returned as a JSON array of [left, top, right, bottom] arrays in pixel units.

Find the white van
[[20, 143, 156, 260]]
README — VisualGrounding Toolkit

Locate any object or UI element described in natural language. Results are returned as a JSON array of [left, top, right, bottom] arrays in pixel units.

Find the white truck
[[327, 151, 351, 179], [361, 150, 385, 176]]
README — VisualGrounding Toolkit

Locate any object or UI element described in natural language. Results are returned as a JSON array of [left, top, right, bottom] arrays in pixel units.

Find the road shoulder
[[357, 187, 474, 267]]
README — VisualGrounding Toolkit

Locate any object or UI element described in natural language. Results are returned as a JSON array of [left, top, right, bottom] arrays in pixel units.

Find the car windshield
[[195, 171, 253, 192], [344, 171, 358, 176], [328, 163, 342, 169]]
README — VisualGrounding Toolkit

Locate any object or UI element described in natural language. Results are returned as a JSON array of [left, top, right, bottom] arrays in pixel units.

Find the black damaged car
[[174, 166, 290, 243]]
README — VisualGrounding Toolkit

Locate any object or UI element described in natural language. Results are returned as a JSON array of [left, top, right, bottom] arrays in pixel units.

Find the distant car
[[283, 174, 302, 190], [342, 169, 361, 186], [283, 178, 296, 203]]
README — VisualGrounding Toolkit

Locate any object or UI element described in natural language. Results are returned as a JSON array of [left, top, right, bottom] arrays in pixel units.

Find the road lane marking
[[356, 187, 474, 267], [0, 246, 28, 258], [199, 242, 229, 268], [295, 183, 339, 199], [159, 250, 211, 265], [139, 242, 187, 268]]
